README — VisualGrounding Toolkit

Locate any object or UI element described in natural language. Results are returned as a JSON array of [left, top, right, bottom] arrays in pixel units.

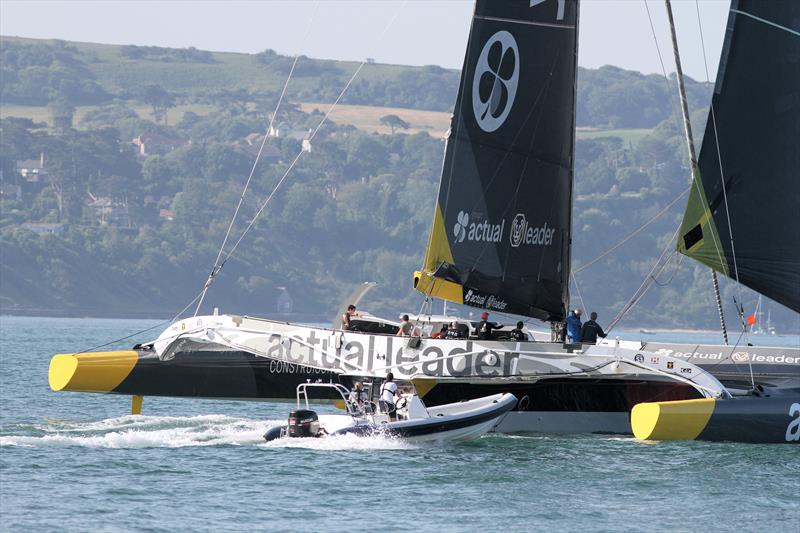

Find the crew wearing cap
[[475, 311, 494, 340]]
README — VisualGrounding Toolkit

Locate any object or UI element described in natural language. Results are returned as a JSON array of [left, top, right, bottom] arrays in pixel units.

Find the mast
[[664, 0, 729, 345]]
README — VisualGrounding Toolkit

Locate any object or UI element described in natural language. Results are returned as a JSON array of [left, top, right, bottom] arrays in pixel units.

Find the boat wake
[[259, 430, 415, 451], [0, 414, 417, 450], [0, 414, 267, 449]]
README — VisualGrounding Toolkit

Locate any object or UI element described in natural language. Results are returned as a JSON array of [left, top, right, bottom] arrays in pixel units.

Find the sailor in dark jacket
[[580, 312, 607, 344], [475, 312, 494, 340], [510, 321, 526, 341]]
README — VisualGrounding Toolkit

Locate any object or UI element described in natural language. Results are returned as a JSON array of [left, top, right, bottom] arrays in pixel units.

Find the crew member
[[580, 312, 607, 344], [566, 308, 582, 343], [396, 314, 413, 336], [445, 321, 462, 339], [510, 321, 526, 341], [341, 304, 358, 331], [475, 312, 493, 340], [380, 373, 399, 421], [431, 324, 448, 339], [349, 382, 368, 412]]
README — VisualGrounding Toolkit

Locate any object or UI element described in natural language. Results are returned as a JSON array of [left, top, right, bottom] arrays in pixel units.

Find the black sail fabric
[[416, 0, 578, 322], [677, 0, 800, 313]]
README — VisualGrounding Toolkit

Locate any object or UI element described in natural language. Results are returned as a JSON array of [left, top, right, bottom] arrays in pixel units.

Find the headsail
[[415, 0, 578, 322], [677, 0, 800, 313]]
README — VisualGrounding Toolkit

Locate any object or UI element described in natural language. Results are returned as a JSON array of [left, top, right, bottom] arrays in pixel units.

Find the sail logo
[[454, 210, 505, 244], [787, 403, 800, 442], [464, 289, 508, 311], [453, 211, 469, 242], [472, 31, 519, 133], [509, 213, 555, 247]]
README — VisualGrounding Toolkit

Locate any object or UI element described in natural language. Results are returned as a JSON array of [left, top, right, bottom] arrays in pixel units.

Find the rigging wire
[[195, 2, 320, 316], [663, 0, 731, 346], [694, 0, 746, 321], [193, 1, 407, 312], [606, 224, 682, 334], [695, 0, 754, 383], [66, 287, 207, 357], [573, 186, 688, 274], [570, 271, 587, 314]]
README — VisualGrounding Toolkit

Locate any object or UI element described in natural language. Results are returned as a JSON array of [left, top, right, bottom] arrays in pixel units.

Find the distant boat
[[639, 329, 656, 335]]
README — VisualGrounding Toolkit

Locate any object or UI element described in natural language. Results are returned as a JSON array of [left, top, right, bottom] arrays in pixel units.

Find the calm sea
[[1, 316, 798, 532]]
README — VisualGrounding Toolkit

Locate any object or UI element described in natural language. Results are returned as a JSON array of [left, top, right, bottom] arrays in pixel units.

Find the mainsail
[[415, 0, 578, 322], [677, 0, 800, 313]]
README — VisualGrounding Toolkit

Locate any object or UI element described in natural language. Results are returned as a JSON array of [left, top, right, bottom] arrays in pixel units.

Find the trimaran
[[49, 0, 799, 443]]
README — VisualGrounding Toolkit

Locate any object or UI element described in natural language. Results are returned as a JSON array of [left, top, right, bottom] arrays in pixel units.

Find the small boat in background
[[264, 382, 517, 443]]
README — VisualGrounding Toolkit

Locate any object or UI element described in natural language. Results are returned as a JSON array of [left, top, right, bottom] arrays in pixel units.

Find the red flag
[[746, 314, 757, 326]]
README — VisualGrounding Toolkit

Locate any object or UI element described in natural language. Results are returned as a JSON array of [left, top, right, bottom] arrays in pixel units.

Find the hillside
[[2, 37, 796, 332]]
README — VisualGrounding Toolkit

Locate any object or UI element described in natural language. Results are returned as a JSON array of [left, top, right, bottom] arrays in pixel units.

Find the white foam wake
[[0, 414, 272, 449], [1, 414, 416, 450], [260, 431, 415, 451]]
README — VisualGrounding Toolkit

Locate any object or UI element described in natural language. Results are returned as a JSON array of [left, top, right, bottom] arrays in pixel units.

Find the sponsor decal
[[680, 367, 692, 374], [650, 357, 660, 364], [257, 329, 518, 379], [787, 403, 800, 442], [667, 361, 674, 369], [453, 211, 505, 245], [472, 30, 519, 132], [453, 211, 469, 243], [509, 214, 555, 248], [464, 289, 509, 311], [633, 354, 644, 363], [731, 352, 750, 363], [530, 0, 566, 20], [654, 347, 799, 366]]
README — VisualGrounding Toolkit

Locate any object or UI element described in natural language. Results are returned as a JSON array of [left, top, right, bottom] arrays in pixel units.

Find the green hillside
[[3, 36, 794, 331]]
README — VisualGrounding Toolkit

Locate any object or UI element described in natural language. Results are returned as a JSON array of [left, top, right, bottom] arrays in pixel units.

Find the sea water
[[1, 316, 798, 532]]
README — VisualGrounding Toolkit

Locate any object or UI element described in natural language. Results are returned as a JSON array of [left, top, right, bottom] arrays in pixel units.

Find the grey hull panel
[[495, 411, 630, 435]]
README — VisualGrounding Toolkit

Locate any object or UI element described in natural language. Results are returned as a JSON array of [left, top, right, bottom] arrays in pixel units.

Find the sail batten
[[416, 0, 578, 322], [677, 0, 800, 313]]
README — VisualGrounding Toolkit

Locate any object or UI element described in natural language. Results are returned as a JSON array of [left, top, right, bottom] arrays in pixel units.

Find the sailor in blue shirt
[[566, 308, 582, 343]]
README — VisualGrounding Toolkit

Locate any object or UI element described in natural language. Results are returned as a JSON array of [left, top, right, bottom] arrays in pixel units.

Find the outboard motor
[[287, 409, 320, 438]]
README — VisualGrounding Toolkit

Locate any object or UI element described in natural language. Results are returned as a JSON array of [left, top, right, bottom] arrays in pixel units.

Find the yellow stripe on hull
[[631, 398, 716, 441], [49, 351, 138, 393]]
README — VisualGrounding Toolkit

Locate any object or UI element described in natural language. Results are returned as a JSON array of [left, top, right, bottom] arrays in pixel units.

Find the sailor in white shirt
[[380, 372, 399, 421]]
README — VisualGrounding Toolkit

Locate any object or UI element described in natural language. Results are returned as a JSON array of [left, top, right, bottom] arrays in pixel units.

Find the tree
[[379, 114, 410, 134], [141, 84, 175, 125], [49, 97, 75, 130]]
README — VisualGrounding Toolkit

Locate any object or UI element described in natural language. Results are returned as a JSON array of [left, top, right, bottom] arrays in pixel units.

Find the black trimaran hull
[[49, 341, 798, 436]]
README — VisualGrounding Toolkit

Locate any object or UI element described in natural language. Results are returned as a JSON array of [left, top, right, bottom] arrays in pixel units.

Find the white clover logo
[[472, 30, 520, 133], [510, 213, 525, 248], [453, 211, 469, 243], [731, 352, 750, 363]]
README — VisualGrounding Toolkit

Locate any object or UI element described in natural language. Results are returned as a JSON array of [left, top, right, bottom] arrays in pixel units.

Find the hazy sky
[[1, 0, 729, 82]]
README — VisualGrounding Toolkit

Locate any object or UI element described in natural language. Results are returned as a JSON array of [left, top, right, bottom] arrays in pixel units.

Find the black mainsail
[[677, 0, 800, 313], [415, 0, 578, 322]]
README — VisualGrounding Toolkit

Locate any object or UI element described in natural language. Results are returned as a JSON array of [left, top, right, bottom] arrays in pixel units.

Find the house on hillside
[[159, 208, 174, 222], [15, 153, 47, 183], [131, 134, 186, 157], [21, 222, 65, 235], [86, 193, 132, 226], [285, 129, 313, 153], [239, 133, 282, 159], [267, 121, 290, 138]]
